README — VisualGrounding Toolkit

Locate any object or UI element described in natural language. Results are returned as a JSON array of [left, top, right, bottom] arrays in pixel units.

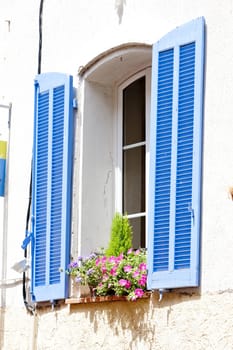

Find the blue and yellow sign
[[0, 141, 7, 196]]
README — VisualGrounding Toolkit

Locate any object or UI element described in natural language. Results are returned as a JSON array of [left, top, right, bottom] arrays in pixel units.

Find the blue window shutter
[[31, 73, 73, 302], [147, 17, 205, 290]]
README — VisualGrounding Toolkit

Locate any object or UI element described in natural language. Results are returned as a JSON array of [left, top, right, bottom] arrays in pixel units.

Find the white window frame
[[115, 67, 151, 246]]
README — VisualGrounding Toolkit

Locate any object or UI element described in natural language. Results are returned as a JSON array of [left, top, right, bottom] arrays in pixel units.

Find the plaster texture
[[1, 292, 233, 349]]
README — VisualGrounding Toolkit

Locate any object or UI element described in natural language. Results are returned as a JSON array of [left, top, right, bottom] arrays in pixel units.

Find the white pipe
[[0, 103, 11, 350], [0, 278, 24, 288], [0, 103, 11, 307]]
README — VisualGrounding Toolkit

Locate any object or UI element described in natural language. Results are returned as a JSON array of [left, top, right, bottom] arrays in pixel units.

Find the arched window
[[76, 44, 152, 254]]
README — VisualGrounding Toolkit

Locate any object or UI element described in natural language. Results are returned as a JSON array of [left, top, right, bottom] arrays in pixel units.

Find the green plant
[[66, 252, 102, 287], [67, 248, 147, 301], [95, 248, 147, 300], [105, 212, 133, 257]]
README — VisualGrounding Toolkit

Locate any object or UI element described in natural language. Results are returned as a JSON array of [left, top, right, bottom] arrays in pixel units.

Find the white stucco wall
[[80, 80, 114, 255], [2, 292, 233, 350], [1, 0, 233, 348]]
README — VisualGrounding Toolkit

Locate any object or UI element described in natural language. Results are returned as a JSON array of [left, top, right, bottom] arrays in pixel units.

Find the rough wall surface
[[1, 291, 233, 350]]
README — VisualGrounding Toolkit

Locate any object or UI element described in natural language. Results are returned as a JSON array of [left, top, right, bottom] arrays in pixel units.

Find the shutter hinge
[[21, 230, 33, 250], [73, 98, 78, 109], [158, 288, 170, 302]]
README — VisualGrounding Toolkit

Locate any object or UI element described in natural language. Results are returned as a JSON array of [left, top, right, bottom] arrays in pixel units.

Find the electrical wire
[[22, 168, 33, 313], [38, 0, 44, 75], [22, 0, 44, 314]]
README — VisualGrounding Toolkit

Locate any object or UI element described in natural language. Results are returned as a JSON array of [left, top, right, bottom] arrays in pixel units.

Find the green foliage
[[67, 249, 147, 300], [95, 248, 147, 300], [105, 212, 133, 257], [66, 252, 102, 287]]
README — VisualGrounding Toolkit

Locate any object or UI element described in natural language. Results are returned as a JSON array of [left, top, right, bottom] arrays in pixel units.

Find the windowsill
[[65, 292, 151, 305]]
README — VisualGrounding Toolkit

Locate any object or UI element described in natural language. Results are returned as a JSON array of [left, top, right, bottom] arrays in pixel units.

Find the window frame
[[115, 68, 151, 247], [72, 44, 152, 260]]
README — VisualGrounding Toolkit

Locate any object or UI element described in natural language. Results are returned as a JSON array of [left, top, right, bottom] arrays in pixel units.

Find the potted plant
[[95, 248, 147, 300], [67, 213, 147, 300], [67, 252, 102, 297], [105, 212, 133, 256]]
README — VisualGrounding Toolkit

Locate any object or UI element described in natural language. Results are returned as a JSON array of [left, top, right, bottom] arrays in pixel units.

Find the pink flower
[[116, 253, 124, 263], [135, 288, 144, 298], [134, 249, 140, 255], [101, 256, 107, 263], [125, 280, 131, 289], [110, 267, 117, 276], [124, 265, 132, 272], [108, 256, 117, 263], [95, 257, 101, 266], [133, 270, 140, 278], [138, 274, 147, 286], [127, 248, 133, 254], [119, 279, 131, 289], [101, 266, 107, 273], [139, 262, 147, 271]]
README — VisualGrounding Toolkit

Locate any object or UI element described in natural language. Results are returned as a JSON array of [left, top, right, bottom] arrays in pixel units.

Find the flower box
[[67, 248, 147, 301], [65, 292, 151, 305]]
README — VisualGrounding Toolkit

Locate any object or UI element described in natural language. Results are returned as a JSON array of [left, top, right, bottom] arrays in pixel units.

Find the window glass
[[123, 146, 145, 214], [129, 216, 145, 249], [122, 76, 146, 248], [123, 77, 145, 146]]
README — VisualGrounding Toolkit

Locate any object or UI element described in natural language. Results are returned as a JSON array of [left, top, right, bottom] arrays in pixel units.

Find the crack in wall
[[115, 0, 126, 24]]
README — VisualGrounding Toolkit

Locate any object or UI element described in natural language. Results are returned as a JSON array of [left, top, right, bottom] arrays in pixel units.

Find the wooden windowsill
[[65, 292, 151, 305]]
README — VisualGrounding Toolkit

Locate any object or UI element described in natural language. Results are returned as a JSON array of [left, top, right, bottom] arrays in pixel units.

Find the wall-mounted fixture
[[12, 259, 30, 273], [228, 187, 233, 201]]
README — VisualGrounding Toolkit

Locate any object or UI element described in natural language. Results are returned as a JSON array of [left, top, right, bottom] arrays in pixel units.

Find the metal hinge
[[73, 98, 78, 109]]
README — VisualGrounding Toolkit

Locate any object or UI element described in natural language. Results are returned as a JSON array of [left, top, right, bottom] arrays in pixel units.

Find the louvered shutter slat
[[153, 48, 174, 273], [35, 91, 49, 287], [175, 42, 195, 270]]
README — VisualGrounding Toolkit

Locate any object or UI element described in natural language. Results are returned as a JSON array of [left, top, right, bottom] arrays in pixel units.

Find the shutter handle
[[188, 204, 195, 223]]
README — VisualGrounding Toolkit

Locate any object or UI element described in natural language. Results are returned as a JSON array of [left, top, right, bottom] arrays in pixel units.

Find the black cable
[[23, 0, 44, 314], [22, 170, 34, 313], [38, 0, 44, 75]]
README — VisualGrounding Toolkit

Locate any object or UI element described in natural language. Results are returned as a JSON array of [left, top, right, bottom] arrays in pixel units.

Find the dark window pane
[[123, 77, 145, 145], [123, 146, 145, 214], [129, 217, 145, 248]]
